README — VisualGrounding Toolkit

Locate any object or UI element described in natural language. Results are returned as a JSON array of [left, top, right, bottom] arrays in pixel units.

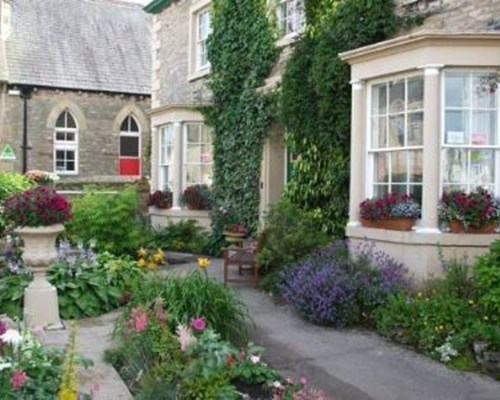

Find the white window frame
[[276, 0, 305, 39], [159, 124, 174, 192], [196, 8, 211, 71], [119, 115, 142, 176], [182, 122, 213, 190], [440, 68, 500, 197], [366, 72, 425, 203], [54, 111, 78, 175], [188, 0, 212, 81]]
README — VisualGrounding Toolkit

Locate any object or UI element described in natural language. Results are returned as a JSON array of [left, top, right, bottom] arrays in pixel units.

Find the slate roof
[[6, 0, 151, 94]]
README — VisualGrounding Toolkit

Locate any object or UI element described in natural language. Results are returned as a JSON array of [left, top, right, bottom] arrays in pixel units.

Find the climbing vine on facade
[[279, 0, 404, 236], [204, 0, 279, 235]]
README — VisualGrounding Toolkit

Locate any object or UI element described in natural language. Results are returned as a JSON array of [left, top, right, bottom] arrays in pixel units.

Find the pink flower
[[129, 308, 148, 332], [10, 370, 27, 390], [155, 307, 167, 326], [190, 317, 206, 332], [176, 324, 197, 351]]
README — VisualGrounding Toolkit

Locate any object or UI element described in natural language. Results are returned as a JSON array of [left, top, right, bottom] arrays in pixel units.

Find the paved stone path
[[44, 258, 500, 400]]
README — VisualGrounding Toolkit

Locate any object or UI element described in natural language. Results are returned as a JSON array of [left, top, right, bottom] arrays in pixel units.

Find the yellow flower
[[468, 300, 474, 305], [153, 249, 165, 264], [147, 261, 158, 270], [137, 247, 148, 258], [198, 257, 211, 270], [137, 258, 146, 268], [439, 325, 444, 331], [484, 316, 489, 321], [417, 292, 422, 297]]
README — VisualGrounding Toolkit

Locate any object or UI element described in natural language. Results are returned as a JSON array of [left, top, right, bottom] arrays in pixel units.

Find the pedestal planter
[[448, 220, 497, 234], [361, 218, 415, 231], [16, 224, 64, 330]]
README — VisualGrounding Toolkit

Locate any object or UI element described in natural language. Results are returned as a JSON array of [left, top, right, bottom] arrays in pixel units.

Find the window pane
[[66, 151, 75, 161], [469, 149, 495, 186], [389, 79, 405, 113], [444, 148, 467, 183], [445, 72, 469, 108], [409, 185, 422, 205], [445, 110, 469, 145], [187, 125, 201, 143], [56, 113, 66, 128], [388, 115, 405, 147], [120, 136, 139, 157], [371, 116, 386, 149], [409, 150, 423, 182], [56, 132, 65, 141], [120, 118, 129, 132], [66, 161, 75, 171], [408, 112, 423, 146], [408, 77, 423, 110], [473, 73, 497, 108], [373, 184, 389, 198], [472, 111, 496, 145], [391, 184, 407, 196], [373, 153, 389, 183], [66, 112, 76, 129], [391, 151, 407, 183], [130, 117, 139, 132], [371, 83, 387, 115]]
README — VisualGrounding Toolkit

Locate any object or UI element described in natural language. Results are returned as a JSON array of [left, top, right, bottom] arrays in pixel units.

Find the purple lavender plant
[[280, 240, 410, 327]]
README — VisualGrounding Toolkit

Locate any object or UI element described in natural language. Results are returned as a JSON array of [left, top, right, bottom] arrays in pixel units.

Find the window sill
[[276, 31, 303, 48], [188, 67, 210, 82]]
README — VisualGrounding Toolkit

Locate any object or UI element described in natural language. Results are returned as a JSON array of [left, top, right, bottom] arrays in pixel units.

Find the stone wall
[[399, 0, 500, 33], [0, 87, 151, 178], [152, 0, 211, 109]]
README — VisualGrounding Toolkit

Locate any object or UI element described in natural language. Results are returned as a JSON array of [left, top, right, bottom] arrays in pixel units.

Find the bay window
[[369, 75, 424, 204], [442, 70, 499, 194]]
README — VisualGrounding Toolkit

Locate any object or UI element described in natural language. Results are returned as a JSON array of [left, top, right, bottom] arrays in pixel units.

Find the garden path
[[192, 258, 500, 400]]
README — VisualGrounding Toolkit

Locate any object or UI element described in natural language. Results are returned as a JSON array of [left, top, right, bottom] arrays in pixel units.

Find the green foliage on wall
[[279, 0, 402, 236], [204, 0, 279, 235]]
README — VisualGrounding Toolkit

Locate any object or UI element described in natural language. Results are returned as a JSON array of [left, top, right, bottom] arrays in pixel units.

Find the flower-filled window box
[[180, 184, 212, 210], [148, 190, 173, 210], [439, 188, 500, 233], [360, 193, 421, 231]]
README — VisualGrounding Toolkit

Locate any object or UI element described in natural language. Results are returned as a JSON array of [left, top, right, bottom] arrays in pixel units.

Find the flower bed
[[106, 269, 327, 399]]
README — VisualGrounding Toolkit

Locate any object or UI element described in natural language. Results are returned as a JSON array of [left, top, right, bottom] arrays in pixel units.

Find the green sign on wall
[[0, 144, 16, 160]]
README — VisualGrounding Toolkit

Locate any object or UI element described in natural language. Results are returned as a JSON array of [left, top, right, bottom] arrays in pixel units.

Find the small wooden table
[[223, 240, 259, 287]]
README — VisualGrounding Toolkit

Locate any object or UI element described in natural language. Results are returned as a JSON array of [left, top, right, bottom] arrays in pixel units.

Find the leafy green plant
[[0, 273, 31, 319], [279, 0, 407, 236], [474, 239, 500, 324], [147, 220, 208, 254], [256, 198, 330, 293], [65, 187, 145, 256], [0, 172, 33, 236], [129, 271, 250, 344], [204, 0, 279, 236]]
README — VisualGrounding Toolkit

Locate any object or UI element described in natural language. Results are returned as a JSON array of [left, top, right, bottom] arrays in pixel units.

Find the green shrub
[[65, 187, 146, 256], [474, 239, 500, 324], [256, 198, 330, 293], [147, 220, 208, 254], [129, 271, 249, 344], [0, 249, 144, 320], [0, 173, 33, 236]]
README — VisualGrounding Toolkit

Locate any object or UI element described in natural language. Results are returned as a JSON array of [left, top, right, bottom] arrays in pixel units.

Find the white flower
[[0, 362, 12, 371], [273, 381, 284, 390], [1, 329, 22, 347], [250, 355, 260, 364]]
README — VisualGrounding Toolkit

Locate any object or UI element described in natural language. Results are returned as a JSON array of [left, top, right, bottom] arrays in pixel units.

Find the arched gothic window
[[54, 110, 78, 174]]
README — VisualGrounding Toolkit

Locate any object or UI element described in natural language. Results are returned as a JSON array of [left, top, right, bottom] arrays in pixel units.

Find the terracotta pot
[[361, 218, 414, 231], [448, 220, 497, 234]]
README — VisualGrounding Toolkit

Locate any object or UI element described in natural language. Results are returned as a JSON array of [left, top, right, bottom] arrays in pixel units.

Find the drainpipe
[[19, 85, 32, 173]]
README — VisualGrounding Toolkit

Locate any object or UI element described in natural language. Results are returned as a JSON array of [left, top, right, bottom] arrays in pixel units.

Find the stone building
[[0, 0, 151, 180], [145, 0, 304, 229], [341, 0, 500, 278]]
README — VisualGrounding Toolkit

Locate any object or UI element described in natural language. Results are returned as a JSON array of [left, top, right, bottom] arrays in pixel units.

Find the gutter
[[144, 0, 172, 14]]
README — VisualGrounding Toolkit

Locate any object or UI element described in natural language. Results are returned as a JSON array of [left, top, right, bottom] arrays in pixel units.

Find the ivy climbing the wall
[[204, 0, 279, 236], [280, 0, 402, 237]]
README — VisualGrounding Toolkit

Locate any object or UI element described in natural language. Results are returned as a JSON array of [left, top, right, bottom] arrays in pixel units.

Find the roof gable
[[6, 0, 152, 94]]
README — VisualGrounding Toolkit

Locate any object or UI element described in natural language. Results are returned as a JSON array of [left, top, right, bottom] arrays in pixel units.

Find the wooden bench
[[223, 239, 259, 287]]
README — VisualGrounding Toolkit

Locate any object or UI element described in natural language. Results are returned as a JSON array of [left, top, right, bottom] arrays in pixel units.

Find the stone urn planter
[[361, 218, 415, 231], [448, 220, 497, 234], [16, 224, 64, 330]]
